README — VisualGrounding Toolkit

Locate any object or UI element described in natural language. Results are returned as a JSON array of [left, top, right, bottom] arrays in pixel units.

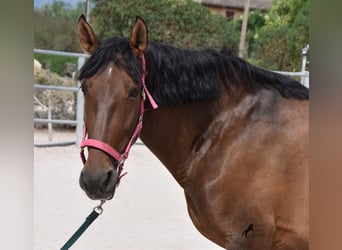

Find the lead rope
[[60, 200, 105, 250]]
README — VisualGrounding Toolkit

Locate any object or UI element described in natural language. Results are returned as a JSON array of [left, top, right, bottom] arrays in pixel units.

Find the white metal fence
[[273, 70, 309, 88], [34, 49, 87, 147], [33, 46, 309, 147]]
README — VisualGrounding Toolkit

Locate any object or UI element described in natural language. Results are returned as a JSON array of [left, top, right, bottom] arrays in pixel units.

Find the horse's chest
[[184, 192, 228, 248]]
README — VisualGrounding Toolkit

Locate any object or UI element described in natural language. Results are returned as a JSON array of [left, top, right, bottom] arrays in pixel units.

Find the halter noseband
[[80, 54, 158, 187]]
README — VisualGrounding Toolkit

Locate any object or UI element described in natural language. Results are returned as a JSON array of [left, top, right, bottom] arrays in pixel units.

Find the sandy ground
[[34, 129, 221, 250]]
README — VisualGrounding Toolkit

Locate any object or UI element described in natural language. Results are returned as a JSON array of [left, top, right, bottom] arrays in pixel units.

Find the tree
[[34, 1, 86, 52], [249, 0, 309, 71], [90, 0, 239, 52], [34, 1, 87, 75]]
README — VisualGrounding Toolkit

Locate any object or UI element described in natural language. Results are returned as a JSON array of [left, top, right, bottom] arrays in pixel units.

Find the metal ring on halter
[[93, 200, 105, 214]]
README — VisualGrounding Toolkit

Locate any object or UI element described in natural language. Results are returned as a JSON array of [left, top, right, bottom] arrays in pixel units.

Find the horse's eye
[[80, 81, 88, 93], [128, 87, 140, 98]]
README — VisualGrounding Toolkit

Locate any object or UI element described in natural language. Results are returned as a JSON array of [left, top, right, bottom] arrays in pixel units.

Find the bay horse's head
[[77, 15, 149, 200]]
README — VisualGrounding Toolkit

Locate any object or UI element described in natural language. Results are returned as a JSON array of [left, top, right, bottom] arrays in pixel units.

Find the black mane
[[78, 38, 309, 105], [78, 37, 143, 86]]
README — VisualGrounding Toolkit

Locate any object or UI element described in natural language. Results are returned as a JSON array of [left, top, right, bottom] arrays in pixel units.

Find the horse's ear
[[77, 14, 99, 54], [130, 16, 148, 57]]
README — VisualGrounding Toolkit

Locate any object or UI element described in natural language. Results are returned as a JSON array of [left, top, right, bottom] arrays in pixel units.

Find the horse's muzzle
[[79, 167, 117, 200]]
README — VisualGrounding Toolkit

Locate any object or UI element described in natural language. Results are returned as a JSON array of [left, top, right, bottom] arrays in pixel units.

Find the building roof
[[200, 0, 273, 10]]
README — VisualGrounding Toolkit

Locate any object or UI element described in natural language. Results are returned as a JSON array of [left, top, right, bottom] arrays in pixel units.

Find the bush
[[34, 68, 78, 128], [34, 1, 85, 53]]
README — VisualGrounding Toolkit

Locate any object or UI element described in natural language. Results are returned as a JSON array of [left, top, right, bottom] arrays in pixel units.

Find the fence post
[[76, 56, 85, 147], [301, 44, 309, 86], [48, 94, 52, 142]]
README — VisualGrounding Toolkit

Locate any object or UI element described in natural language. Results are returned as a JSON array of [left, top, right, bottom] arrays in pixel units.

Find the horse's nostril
[[100, 169, 116, 192], [103, 170, 113, 188]]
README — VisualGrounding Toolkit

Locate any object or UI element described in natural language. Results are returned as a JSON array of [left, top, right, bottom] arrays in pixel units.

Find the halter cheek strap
[[80, 54, 158, 187], [141, 55, 158, 109]]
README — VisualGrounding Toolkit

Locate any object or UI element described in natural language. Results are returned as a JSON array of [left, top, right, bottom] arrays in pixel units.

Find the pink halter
[[80, 54, 158, 187]]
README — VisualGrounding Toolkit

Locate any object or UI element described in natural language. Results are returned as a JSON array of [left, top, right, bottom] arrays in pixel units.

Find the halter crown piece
[[80, 54, 158, 187]]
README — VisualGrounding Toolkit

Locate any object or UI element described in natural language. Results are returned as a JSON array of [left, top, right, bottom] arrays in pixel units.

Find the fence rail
[[34, 118, 78, 125], [34, 49, 87, 58], [34, 47, 309, 147], [34, 84, 79, 92], [274, 70, 309, 88]]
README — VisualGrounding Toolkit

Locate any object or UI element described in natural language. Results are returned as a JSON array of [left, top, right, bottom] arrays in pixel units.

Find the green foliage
[[249, 0, 309, 71], [34, 1, 86, 76], [34, 1, 86, 52], [34, 0, 308, 73], [91, 0, 239, 52], [232, 10, 266, 56], [34, 53, 78, 76]]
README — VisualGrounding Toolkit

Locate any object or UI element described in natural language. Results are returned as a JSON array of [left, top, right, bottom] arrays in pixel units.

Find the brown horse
[[77, 15, 309, 249]]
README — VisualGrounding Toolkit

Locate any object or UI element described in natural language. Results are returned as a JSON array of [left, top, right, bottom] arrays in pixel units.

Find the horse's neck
[[139, 87, 250, 187], [139, 99, 214, 186]]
